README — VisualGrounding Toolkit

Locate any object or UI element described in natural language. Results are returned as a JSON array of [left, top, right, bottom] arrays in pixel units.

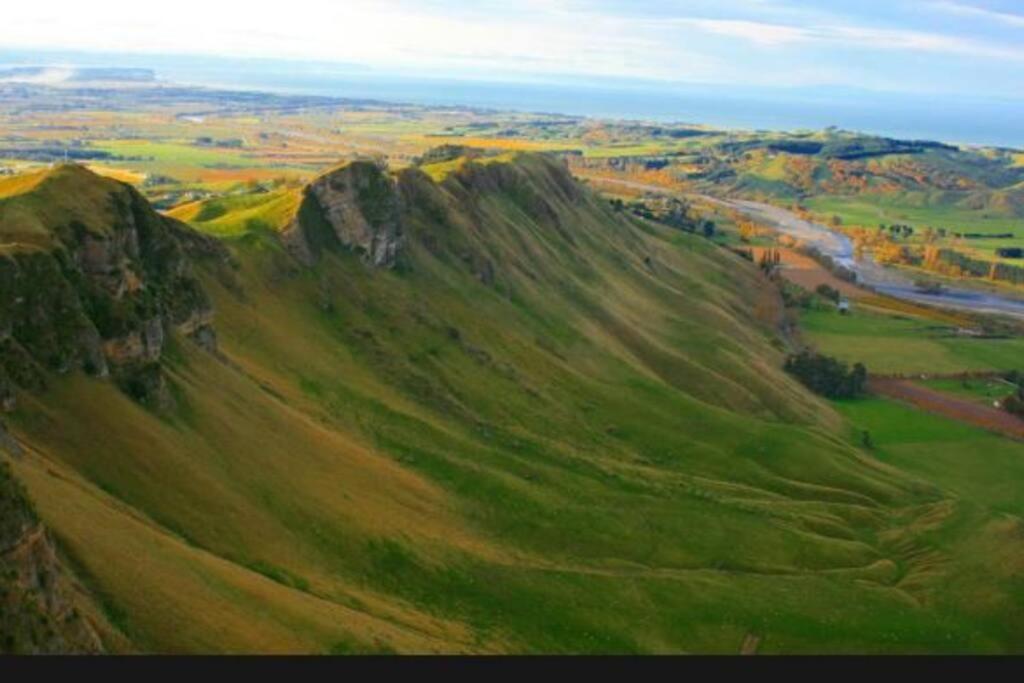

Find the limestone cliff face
[[0, 459, 104, 654], [0, 165, 226, 410], [282, 161, 403, 268]]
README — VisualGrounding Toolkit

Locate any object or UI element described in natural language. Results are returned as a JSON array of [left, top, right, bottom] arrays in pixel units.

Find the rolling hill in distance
[[2, 147, 1024, 653]]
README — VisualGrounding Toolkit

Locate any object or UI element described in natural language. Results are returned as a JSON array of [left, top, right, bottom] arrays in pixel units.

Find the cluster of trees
[[732, 247, 754, 262], [1003, 371, 1024, 418], [798, 246, 858, 283], [923, 247, 1024, 286], [194, 137, 244, 148], [816, 284, 841, 303], [781, 283, 814, 309], [784, 351, 868, 399], [820, 137, 954, 161], [960, 232, 1014, 240], [875, 223, 1016, 245], [737, 219, 765, 243], [996, 248, 1023, 259], [879, 224, 915, 239], [612, 198, 716, 238], [777, 283, 846, 311]]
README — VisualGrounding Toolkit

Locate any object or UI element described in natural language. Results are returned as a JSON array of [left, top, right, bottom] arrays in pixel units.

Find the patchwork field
[[800, 306, 1024, 375], [806, 195, 1024, 263]]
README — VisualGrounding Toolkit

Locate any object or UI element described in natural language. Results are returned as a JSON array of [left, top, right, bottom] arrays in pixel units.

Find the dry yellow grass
[[85, 165, 147, 185], [0, 168, 48, 199]]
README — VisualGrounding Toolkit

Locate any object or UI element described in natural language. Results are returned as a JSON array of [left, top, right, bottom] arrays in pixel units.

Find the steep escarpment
[[280, 153, 584, 280], [2, 153, 1023, 654], [0, 165, 225, 410]]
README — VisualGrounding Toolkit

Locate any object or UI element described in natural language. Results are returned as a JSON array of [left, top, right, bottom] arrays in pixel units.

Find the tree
[[702, 220, 716, 239], [738, 220, 758, 243], [758, 248, 781, 274], [1003, 393, 1024, 418], [850, 363, 867, 395], [1002, 371, 1024, 418]]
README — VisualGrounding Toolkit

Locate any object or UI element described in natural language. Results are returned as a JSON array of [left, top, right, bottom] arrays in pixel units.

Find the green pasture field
[[799, 306, 1024, 374]]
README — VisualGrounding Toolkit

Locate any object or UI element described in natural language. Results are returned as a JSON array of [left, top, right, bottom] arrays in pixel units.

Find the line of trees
[[759, 248, 781, 274]]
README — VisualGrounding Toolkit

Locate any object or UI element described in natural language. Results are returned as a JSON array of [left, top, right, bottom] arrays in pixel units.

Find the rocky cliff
[[0, 165, 225, 410], [282, 160, 403, 268]]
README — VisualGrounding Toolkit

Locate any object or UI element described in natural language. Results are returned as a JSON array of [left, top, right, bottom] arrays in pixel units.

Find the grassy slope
[[167, 189, 301, 237], [0, 165, 132, 252], [835, 397, 1024, 649], [5, 155, 1024, 652]]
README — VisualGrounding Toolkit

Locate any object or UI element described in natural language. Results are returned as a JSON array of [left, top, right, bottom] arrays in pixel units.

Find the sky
[[1, 1, 1023, 99]]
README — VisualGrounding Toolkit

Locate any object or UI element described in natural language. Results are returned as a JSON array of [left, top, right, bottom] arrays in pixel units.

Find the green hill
[[690, 132, 1024, 217], [2, 157, 1024, 653]]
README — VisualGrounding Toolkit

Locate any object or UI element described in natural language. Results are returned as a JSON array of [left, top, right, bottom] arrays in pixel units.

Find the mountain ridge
[[1, 154, 1022, 653]]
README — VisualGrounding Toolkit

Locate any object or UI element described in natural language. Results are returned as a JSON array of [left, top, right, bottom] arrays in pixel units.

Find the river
[[714, 198, 1024, 321]]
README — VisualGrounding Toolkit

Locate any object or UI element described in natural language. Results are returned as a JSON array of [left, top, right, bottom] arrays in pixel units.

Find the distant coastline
[[3, 49, 1023, 149]]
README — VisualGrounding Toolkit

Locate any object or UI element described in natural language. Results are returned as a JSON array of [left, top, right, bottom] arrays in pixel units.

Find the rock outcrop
[[0, 165, 225, 410], [282, 160, 403, 268], [0, 461, 104, 654]]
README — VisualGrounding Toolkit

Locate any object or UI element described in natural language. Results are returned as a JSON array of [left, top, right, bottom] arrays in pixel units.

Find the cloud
[[674, 16, 1024, 61], [933, 1, 1024, 28], [0, 0, 724, 82], [680, 19, 810, 46], [1, 0, 1023, 94]]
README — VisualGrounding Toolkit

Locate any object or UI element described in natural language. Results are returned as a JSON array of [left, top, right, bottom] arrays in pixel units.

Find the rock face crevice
[[0, 165, 226, 411], [282, 160, 403, 269]]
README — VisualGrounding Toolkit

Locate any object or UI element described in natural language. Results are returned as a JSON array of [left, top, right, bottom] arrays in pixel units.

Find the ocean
[[4, 49, 1023, 149]]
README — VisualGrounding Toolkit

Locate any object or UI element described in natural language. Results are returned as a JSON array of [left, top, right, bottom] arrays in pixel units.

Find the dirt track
[[869, 378, 1024, 440]]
